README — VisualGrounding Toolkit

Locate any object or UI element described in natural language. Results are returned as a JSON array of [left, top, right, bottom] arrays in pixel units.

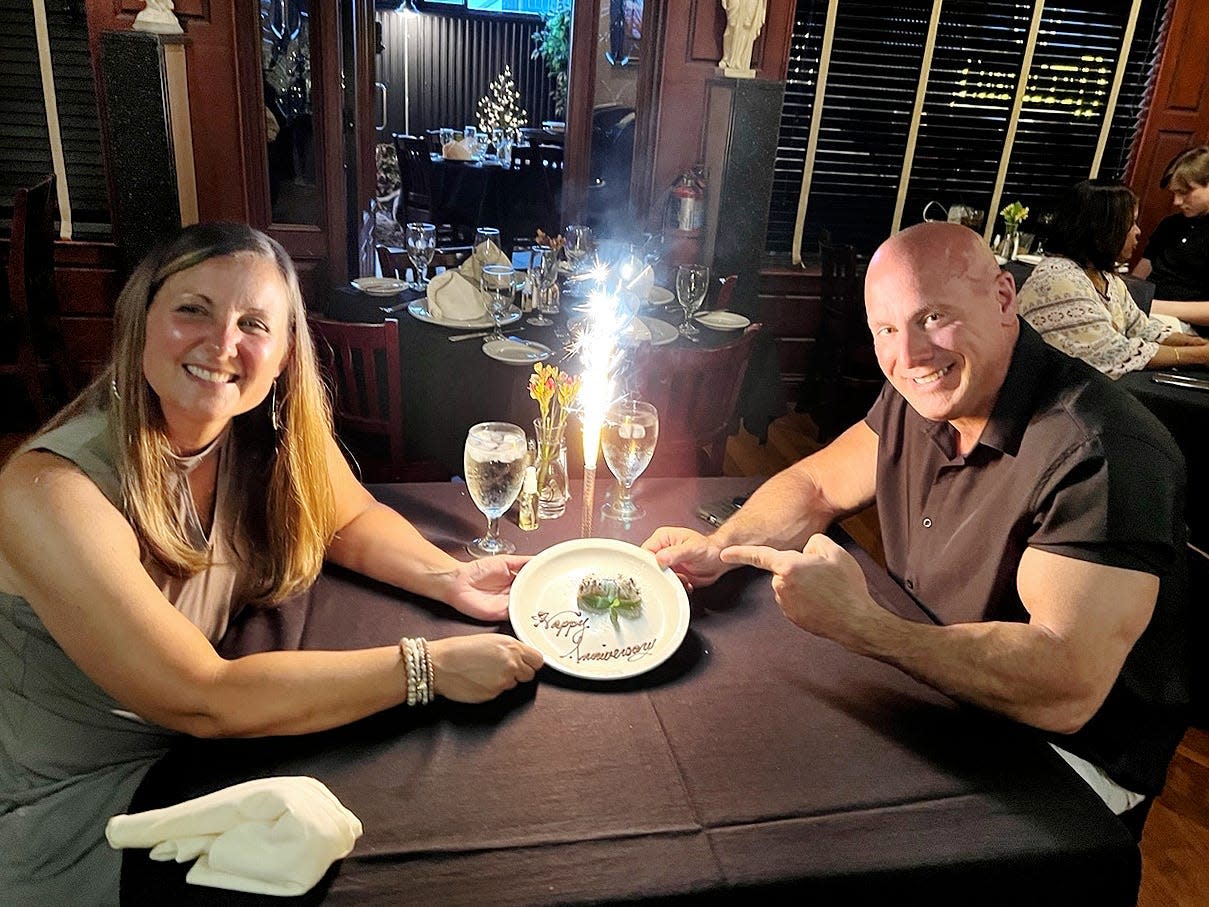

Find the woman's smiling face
[[142, 253, 292, 452]]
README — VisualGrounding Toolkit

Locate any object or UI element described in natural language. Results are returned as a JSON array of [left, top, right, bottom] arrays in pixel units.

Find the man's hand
[[642, 527, 732, 592], [721, 534, 884, 650], [443, 555, 530, 621]]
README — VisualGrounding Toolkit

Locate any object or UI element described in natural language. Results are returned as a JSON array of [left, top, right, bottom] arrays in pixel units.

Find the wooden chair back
[[376, 244, 472, 281], [712, 273, 738, 311], [630, 323, 762, 476], [309, 316, 447, 482], [393, 133, 435, 220], [3, 173, 73, 423]]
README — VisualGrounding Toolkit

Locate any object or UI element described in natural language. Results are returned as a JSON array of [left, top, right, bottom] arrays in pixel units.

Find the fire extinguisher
[[663, 163, 707, 267]]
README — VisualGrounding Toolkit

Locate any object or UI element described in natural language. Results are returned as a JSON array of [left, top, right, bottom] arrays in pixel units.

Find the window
[[766, 0, 1168, 260], [419, 0, 558, 15], [0, 0, 110, 237]]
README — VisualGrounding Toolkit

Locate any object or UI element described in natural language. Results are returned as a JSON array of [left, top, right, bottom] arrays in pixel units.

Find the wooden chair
[[309, 316, 448, 482], [2, 173, 73, 424], [393, 133, 437, 222], [507, 144, 563, 242], [812, 236, 881, 441], [711, 273, 738, 310], [630, 323, 762, 477]]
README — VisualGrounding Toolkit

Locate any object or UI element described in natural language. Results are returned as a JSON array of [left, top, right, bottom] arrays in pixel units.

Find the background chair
[[376, 244, 473, 282], [630, 323, 762, 477], [2, 173, 74, 426], [309, 316, 448, 482], [810, 235, 882, 441], [507, 143, 563, 243]]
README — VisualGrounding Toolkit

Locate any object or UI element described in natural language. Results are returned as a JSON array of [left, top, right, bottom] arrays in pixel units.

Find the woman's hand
[[428, 634, 543, 703], [443, 555, 530, 621]]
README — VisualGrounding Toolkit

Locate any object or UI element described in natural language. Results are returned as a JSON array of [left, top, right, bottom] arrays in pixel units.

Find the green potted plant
[[531, 2, 570, 119]]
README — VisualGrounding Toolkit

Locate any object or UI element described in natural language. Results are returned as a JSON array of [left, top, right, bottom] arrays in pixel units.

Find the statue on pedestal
[[133, 0, 184, 36], [718, 0, 767, 79]]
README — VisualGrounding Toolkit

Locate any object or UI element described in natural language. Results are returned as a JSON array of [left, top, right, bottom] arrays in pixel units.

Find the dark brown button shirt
[[867, 320, 1188, 794]]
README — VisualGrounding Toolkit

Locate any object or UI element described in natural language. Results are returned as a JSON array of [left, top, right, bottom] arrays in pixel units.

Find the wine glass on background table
[[405, 222, 436, 291], [464, 422, 528, 557], [474, 226, 502, 267], [526, 244, 559, 326], [675, 264, 710, 337], [480, 263, 516, 342], [601, 400, 659, 523], [563, 224, 592, 273]]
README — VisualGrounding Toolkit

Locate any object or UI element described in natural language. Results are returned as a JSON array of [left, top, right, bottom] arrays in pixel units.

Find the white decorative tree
[[477, 67, 528, 137]]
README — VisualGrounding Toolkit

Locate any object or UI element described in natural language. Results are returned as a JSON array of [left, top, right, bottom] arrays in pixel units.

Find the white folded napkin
[[106, 776, 362, 897], [442, 139, 475, 161], [457, 240, 511, 286], [624, 264, 655, 302], [426, 269, 487, 321]]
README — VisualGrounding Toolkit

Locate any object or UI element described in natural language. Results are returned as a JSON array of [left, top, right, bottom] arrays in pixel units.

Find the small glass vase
[[996, 227, 1019, 260], [533, 419, 570, 520]]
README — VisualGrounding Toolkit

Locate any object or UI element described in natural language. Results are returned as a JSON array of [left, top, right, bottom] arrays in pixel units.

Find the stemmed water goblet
[[463, 421, 528, 557], [480, 263, 516, 342], [601, 400, 659, 523], [474, 226, 501, 269], [675, 264, 710, 337], [526, 244, 560, 326], [404, 222, 436, 291], [563, 223, 592, 274]]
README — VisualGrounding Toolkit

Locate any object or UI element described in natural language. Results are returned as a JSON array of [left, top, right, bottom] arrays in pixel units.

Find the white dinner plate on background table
[[482, 338, 552, 364], [407, 299, 521, 330], [1016, 253, 1044, 265], [647, 286, 675, 306], [695, 310, 751, 331], [509, 538, 690, 681], [351, 277, 408, 297]]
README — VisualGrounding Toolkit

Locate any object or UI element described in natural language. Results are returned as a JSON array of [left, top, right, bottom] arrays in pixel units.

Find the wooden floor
[[724, 411, 1209, 907]]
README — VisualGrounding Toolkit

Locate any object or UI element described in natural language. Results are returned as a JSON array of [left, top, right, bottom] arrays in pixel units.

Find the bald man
[[645, 223, 1188, 834]]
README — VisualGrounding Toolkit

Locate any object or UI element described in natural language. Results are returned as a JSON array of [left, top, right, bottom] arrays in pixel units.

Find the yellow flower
[[1000, 200, 1029, 226]]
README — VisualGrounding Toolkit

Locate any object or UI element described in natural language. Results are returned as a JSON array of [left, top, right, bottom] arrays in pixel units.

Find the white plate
[[407, 299, 521, 330], [351, 277, 408, 297], [695, 310, 751, 331], [647, 286, 675, 306], [1016, 253, 1044, 265], [566, 315, 678, 346], [509, 539, 690, 681], [482, 338, 552, 364]]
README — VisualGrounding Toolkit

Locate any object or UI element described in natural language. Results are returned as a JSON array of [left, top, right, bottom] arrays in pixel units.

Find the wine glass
[[601, 400, 659, 523], [464, 422, 528, 557], [404, 222, 436, 290], [526, 244, 559, 326], [480, 263, 516, 342], [675, 264, 710, 337], [474, 226, 501, 270], [564, 223, 592, 273]]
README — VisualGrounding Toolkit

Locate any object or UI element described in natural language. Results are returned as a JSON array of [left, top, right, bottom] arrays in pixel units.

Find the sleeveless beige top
[[0, 406, 245, 903]]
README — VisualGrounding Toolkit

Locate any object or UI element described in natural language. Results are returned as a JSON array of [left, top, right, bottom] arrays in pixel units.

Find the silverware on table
[[448, 330, 491, 342]]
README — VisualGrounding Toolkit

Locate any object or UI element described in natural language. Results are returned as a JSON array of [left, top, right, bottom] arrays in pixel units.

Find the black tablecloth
[[122, 478, 1139, 906]]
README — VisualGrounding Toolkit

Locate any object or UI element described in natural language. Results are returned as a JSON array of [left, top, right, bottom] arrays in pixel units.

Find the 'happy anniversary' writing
[[531, 610, 658, 664]]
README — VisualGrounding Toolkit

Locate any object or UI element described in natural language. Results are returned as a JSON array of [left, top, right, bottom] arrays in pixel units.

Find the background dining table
[[120, 477, 1140, 906], [324, 279, 777, 480]]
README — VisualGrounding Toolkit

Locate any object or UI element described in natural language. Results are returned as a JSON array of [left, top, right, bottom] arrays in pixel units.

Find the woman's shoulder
[[1017, 256, 1086, 304], [17, 406, 122, 505]]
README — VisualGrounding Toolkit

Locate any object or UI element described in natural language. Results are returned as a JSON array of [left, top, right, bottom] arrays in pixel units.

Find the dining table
[[120, 477, 1140, 906], [428, 151, 556, 241], [324, 277, 776, 480]]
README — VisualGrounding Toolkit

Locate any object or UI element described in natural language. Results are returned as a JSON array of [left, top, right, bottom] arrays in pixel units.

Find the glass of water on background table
[[405, 222, 436, 290], [464, 422, 528, 557], [675, 264, 710, 337], [480, 263, 516, 341]]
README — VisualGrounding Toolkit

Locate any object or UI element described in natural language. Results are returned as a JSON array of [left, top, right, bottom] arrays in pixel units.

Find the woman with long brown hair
[[0, 223, 541, 900]]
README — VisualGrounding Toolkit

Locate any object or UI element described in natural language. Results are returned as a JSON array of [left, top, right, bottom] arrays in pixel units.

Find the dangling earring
[[270, 379, 281, 432], [110, 378, 120, 401]]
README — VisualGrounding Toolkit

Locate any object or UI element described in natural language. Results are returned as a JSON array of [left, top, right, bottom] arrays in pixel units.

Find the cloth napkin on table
[[457, 240, 510, 286], [426, 269, 487, 321], [623, 263, 655, 303], [106, 776, 362, 897], [441, 139, 475, 161]]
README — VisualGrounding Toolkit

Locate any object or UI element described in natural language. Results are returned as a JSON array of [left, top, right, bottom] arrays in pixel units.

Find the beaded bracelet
[[399, 637, 433, 706]]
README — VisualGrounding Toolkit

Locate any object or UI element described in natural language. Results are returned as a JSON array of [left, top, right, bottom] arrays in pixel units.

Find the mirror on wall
[[261, 0, 319, 225]]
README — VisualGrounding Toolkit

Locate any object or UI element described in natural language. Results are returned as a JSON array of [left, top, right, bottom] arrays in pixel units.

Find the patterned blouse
[[1016, 255, 1170, 379]]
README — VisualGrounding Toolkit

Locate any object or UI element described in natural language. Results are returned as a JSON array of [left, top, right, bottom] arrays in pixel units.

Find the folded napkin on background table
[[624, 263, 655, 303], [457, 240, 510, 286], [106, 776, 362, 897], [427, 270, 487, 321], [441, 139, 475, 161]]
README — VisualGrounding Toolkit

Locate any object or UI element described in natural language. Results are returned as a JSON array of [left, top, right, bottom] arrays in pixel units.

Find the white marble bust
[[133, 0, 184, 35]]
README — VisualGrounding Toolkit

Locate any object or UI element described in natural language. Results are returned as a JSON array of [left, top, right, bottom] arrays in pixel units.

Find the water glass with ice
[[464, 422, 528, 557]]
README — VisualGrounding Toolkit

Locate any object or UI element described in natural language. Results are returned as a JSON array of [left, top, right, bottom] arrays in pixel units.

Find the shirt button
[[922, 517, 932, 528]]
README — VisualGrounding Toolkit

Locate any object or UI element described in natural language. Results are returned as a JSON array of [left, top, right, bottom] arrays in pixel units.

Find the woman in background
[[0, 223, 542, 901], [1017, 179, 1209, 378]]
